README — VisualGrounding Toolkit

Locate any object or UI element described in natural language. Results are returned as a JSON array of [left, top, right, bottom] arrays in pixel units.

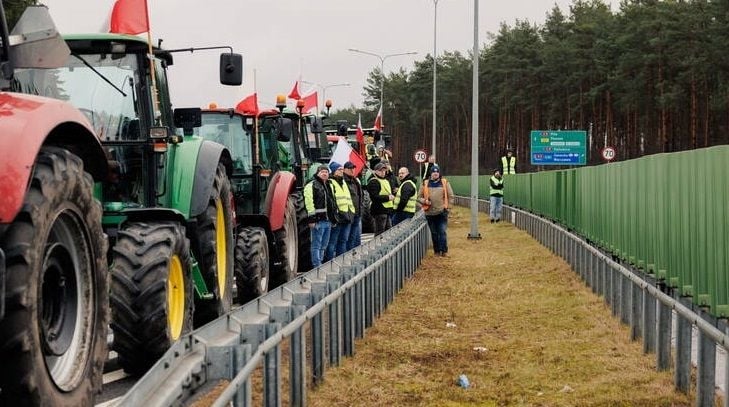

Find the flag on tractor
[[287, 81, 301, 100], [356, 114, 366, 157], [301, 92, 318, 114], [235, 93, 259, 115], [330, 136, 366, 177], [109, 0, 149, 34], [373, 105, 382, 132]]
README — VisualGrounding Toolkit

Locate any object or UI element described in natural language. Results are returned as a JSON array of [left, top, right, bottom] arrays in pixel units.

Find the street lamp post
[[432, 0, 440, 160], [348, 48, 417, 130], [301, 80, 350, 108]]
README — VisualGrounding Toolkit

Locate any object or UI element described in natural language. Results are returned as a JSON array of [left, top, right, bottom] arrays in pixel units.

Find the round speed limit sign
[[601, 146, 616, 162], [414, 149, 427, 163]]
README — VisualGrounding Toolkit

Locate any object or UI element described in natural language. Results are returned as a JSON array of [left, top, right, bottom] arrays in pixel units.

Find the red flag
[[330, 136, 367, 177], [373, 105, 382, 132], [235, 93, 259, 115], [287, 81, 301, 100], [109, 0, 149, 35], [301, 91, 318, 114], [356, 113, 365, 157]]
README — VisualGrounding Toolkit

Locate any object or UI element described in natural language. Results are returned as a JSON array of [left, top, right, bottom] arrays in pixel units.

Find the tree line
[[331, 0, 729, 174]]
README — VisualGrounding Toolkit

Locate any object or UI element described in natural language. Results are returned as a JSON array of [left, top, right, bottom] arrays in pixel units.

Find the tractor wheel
[[0, 147, 108, 406], [270, 196, 298, 288], [361, 190, 375, 234], [234, 227, 269, 304], [191, 164, 234, 326], [110, 222, 194, 376], [292, 191, 312, 274]]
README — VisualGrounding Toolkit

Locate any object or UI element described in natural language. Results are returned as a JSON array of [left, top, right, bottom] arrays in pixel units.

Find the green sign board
[[530, 130, 587, 165]]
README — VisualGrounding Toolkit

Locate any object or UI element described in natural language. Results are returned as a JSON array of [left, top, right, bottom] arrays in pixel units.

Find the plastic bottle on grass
[[458, 374, 470, 388]]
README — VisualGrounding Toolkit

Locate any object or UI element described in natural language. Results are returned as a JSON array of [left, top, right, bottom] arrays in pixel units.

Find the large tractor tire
[[270, 196, 298, 288], [234, 227, 269, 304], [191, 164, 234, 326], [110, 222, 194, 376], [292, 191, 312, 274], [0, 147, 109, 406]]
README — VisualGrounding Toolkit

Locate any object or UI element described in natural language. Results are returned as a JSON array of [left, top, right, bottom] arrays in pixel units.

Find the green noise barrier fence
[[449, 145, 729, 318]]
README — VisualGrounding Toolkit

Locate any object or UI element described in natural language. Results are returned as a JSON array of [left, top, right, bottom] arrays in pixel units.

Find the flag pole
[[254, 69, 259, 166], [142, 0, 160, 123]]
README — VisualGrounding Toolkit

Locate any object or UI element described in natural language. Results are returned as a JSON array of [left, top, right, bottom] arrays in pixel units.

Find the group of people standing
[[304, 152, 456, 267]]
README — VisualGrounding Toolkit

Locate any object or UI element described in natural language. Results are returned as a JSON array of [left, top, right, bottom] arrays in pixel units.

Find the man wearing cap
[[421, 154, 438, 182], [393, 167, 417, 225], [342, 161, 363, 250], [304, 165, 337, 268], [324, 162, 354, 261], [417, 165, 454, 256], [367, 162, 395, 235], [489, 169, 504, 223], [500, 149, 516, 175]]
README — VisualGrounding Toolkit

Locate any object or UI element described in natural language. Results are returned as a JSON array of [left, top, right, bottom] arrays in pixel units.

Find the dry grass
[[306, 207, 692, 407]]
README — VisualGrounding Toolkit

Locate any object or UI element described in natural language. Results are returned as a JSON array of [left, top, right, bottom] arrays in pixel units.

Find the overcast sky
[[40, 0, 618, 112]]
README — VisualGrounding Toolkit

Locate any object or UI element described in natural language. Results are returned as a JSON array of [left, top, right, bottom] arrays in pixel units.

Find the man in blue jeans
[[304, 165, 337, 267], [417, 165, 454, 256], [489, 169, 504, 223], [343, 161, 363, 250]]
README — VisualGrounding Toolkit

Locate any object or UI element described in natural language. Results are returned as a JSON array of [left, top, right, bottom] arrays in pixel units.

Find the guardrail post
[[327, 273, 342, 367], [233, 344, 252, 407], [631, 273, 642, 341], [656, 284, 672, 371], [696, 311, 716, 407], [264, 323, 282, 407], [341, 266, 355, 357], [621, 271, 631, 326], [290, 298, 307, 407], [310, 282, 326, 385], [675, 298, 692, 394], [353, 263, 365, 340], [642, 274, 657, 354]]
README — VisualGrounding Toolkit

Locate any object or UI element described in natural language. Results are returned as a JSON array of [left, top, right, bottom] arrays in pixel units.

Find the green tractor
[[11, 31, 243, 375], [198, 105, 313, 292]]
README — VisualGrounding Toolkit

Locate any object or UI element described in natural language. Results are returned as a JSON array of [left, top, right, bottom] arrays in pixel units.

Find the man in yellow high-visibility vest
[[500, 149, 516, 174]]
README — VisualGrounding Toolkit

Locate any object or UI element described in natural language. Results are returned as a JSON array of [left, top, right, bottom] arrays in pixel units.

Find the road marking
[[103, 369, 128, 385]]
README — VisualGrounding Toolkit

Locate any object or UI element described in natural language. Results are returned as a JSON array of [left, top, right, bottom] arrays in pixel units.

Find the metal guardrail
[[454, 195, 729, 407], [115, 212, 429, 406]]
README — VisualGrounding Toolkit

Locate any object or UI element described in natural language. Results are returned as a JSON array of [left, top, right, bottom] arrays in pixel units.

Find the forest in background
[[331, 0, 729, 174]]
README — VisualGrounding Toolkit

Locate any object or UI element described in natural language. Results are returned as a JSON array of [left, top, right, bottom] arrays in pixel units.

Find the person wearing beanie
[[304, 165, 337, 268], [342, 161, 363, 250], [417, 164, 454, 256], [324, 162, 354, 262], [367, 161, 395, 235]]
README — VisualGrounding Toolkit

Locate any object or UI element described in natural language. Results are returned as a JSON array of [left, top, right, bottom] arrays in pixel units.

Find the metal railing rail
[[454, 196, 729, 407], [116, 212, 429, 407]]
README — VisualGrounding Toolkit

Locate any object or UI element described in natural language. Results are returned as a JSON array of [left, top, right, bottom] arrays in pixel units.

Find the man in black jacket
[[304, 165, 337, 267], [393, 167, 417, 225], [343, 161, 363, 250], [367, 162, 395, 235]]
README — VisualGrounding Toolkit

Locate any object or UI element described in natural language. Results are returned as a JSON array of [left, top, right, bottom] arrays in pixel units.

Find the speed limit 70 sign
[[414, 149, 427, 163], [601, 146, 616, 162]]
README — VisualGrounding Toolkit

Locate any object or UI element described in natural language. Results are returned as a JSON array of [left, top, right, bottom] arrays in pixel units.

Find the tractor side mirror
[[219, 53, 242, 86], [8, 6, 70, 72], [173, 107, 202, 136], [274, 118, 293, 142], [310, 117, 324, 134]]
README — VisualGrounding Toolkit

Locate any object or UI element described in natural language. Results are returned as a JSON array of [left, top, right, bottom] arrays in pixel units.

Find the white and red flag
[[109, 0, 149, 34], [330, 136, 366, 177], [373, 105, 382, 132], [355, 113, 366, 157]]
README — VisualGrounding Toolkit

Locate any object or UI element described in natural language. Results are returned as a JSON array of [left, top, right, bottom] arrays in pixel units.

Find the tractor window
[[197, 114, 252, 175], [11, 53, 140, 141]]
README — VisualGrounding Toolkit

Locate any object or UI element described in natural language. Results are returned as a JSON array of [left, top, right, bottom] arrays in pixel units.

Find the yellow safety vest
[[394, 179, 417, 213], [501, 156, 516, 174], [330, 179, 354, 214], [376, 178, 394, 209]]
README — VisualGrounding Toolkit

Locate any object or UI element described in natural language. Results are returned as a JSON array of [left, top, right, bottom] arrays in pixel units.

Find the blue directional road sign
[[530, 130, 587, 165]]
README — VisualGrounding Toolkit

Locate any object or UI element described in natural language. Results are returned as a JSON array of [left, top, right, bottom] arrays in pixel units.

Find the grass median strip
[[307, 206, 692, 406]]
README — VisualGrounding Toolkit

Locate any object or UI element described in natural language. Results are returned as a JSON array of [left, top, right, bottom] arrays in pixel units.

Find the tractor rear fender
[[169, 138, 232, 219], [264, 171, 296, 231], [0, 93, 106, 224]]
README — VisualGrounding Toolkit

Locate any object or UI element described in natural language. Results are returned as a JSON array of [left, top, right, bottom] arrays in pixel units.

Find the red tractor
[[0, 5, 109, 405]]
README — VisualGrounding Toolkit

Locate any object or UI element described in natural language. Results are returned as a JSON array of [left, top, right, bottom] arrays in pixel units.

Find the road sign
[[530, 130, 587, 166], [414, 149, 427, 163], [601, 146, 616, 162]]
